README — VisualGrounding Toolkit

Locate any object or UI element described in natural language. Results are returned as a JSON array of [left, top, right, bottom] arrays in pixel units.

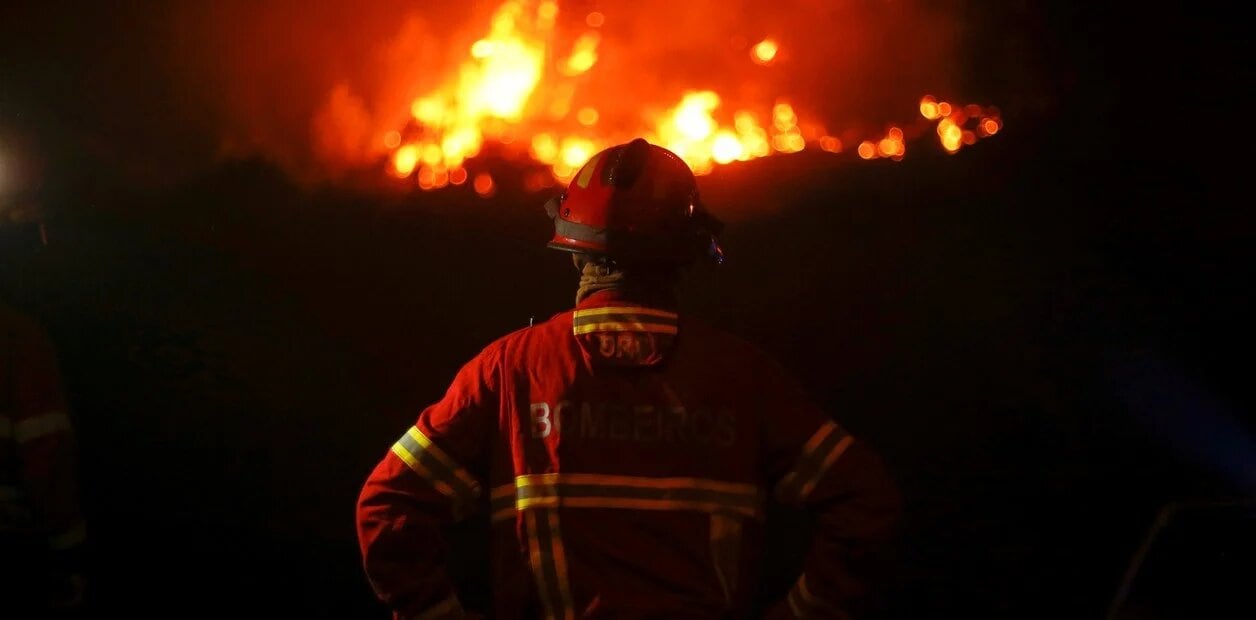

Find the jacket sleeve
[[356, 344, 501, 620], [11, 319, 88, 565], [758, 359, 903, 620]]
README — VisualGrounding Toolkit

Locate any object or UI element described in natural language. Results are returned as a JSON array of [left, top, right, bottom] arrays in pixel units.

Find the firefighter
[[1, 209, 88, 616], [356, 138, 903, 619]]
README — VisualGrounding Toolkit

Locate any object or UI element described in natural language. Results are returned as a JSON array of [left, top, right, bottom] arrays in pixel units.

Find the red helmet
[[544, 138, 724, 264]]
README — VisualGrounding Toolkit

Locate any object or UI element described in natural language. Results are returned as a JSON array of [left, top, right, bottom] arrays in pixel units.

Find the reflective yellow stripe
[[14, 410, 71, 443], [49, 522, 87, 550], [517, 473, 754, 494], [390, 426, 481, 515], [775, 421, 854, 504], [409, 591, 464, 620], [573, 306, 678, 319], [572, 307, 679, 335], [574, 152, 603, 189], [500, 474, 762, 519], [526, 509, 573, 620], [573, 322, 679, 335]]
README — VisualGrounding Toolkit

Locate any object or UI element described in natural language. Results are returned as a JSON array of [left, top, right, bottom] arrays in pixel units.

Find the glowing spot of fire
[[393, 145, 420, 177], [421, 144, 443, 166], [752, 38, 778, 64], [562, 32, 600, 76], [471, 40, 496, 58], [411, 98, 445, 125], [920, 95, 940, 120], [938, 118, 962, 153], [382, 0, 1002, 189], [560, 137, 597, 169], [772, 102, 797, 132], [450, 167, 468, 185], [532, 134, 559, 164], [672, 91, 720, 141], [712, 131, 744, 164], [474, 172, 495, 196]]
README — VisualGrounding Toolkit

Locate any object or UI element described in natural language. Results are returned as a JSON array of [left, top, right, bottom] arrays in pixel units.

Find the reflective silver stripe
[[49, 522, 87, 550], [14, 410, 72, 443], [408, 591, 464, 620], [0, 414, 12, 439], [775, 421, 854, 504], [390, 426, 481, 518]]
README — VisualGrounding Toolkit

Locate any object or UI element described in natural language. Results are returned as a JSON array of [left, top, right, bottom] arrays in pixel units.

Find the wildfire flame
[[387, 0, 1001, 193]]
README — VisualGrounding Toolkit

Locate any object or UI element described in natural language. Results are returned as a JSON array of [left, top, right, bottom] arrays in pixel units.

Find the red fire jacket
[[1, 303, 87, 558], [357, 289, 902, 619]]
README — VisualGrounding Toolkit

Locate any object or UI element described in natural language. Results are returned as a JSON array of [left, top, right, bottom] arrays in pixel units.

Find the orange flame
[[386, 1, 1001, 193]]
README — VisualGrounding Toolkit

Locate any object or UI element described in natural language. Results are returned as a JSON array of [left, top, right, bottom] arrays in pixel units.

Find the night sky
[[1, 1, 1251, 618]]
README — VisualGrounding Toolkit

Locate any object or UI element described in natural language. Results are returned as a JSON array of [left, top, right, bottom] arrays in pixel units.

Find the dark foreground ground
[[6, 108, 1252, 618]]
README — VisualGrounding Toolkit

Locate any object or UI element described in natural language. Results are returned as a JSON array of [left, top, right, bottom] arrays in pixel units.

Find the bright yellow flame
[[532, 133, 559, 163], [938, 118, 963, 153], [560, 137, 596, 169], [383, 0, 1000, 190], [752, 38, 778, 64], [671, 91, 719, 141], [711, 131, 744, 164], [561, 32, 600, 76], [920, 95, 940, 120], [392, 145, 419, 177]]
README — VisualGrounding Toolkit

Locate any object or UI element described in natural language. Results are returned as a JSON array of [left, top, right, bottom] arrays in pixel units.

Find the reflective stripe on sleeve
[[774, 421, 854, 504], [390, 426, 481, 516], [13, 410, 72, 443]]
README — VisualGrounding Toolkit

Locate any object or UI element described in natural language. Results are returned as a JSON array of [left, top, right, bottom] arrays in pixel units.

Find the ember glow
[[379, 0, 1001, 192]]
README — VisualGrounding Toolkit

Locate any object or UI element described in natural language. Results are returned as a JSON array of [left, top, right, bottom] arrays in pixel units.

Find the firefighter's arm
[[13, 323, 88, 594], [759, 363, 903, 619], [356, 345, 500, 620]]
